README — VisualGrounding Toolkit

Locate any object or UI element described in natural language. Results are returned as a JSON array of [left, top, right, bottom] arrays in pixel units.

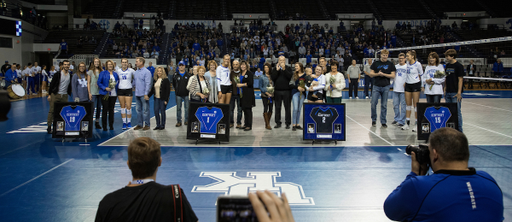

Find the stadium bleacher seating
[[274, 0, 325, 20], [371, 0, 432, 19], [44, 30, 105, 58], [425, 0, 484, 18], [323, 0, 373, 18], [84, 0, 120, 19], [175, 0, 223, 20], [227, 0, 270, 17]]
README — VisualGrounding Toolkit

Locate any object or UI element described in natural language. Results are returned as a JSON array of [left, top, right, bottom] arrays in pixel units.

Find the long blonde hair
[[154, 66, 167, 81], [88, 57, 103, 76]]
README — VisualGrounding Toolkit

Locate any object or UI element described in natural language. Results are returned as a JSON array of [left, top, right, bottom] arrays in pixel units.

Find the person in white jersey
[[116, 58, 135, 130], [392, 53, 407, 127], [217, 54, 232, 104], [402, 50, 423, 131], [33, 62, 41, 94], [422, 52, 445, 104], [41, 65, 49, 94]]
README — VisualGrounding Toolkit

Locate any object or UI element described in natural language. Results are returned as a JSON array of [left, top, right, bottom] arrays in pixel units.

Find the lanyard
[[131, 179, 154, 185]]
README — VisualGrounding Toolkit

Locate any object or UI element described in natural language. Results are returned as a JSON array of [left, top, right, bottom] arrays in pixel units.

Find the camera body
[[406, 144, 430, 165], [217, 196, 258, 222]]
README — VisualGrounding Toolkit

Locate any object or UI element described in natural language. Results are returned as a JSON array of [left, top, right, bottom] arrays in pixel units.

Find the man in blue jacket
[[3, 63, 17, 90], [492, 58, 504, 77], [384, 127, 503, 222]]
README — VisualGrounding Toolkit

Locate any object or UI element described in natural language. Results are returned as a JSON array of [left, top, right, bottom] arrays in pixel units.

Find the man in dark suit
[[466, 60, 475, 89], [271, 56, 293, 129]]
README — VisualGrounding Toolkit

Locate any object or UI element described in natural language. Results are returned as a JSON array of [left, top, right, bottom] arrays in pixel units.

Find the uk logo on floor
[[192, 172, 315, 205]]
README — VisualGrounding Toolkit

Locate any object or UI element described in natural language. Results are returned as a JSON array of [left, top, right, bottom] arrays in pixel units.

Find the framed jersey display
[[52, 102, 93, 138], [187, 102, 230, 142], [417, 103, 459, 140], [303, 103, 346, 141]]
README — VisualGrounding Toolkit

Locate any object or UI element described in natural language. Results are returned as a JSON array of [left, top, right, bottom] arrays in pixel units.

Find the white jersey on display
[[393, 64, 407, 92], [116, 67, 135, 89], [405, 61, 423, 84]]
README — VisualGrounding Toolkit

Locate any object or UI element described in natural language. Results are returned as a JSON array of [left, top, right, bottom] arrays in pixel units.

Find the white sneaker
[[365, 96, 369, 99], [401, 124, 410, 130], [349, 97, 352, 99], [412, 123, 417, 132], [356, 96, 359, 99]]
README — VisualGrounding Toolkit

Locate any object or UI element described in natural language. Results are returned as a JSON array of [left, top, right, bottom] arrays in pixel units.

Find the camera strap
[[171, 184, 183, 222]]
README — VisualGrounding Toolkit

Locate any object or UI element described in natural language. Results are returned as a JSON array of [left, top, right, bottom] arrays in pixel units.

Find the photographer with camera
[[384, 127, 503, 222]]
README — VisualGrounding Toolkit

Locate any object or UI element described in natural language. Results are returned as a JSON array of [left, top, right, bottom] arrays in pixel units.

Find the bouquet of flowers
[[298, 78, 306, 100], [202, 87, 210, 103], [103, 78, 116, 100], [266, 85, 274, 104], [429, 70, 446, 90], [329, 76, 336, 92], [234, 75, 242, 98]]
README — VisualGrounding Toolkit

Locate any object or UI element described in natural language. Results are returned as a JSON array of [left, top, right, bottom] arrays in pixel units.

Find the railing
[[69, 54, 99, 66], [54, 48, 61, 59]]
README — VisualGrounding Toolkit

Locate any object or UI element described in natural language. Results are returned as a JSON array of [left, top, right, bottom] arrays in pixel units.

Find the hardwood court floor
[[0, 90, 511, 222]]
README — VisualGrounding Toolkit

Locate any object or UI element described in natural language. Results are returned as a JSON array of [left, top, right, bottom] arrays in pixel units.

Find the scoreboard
[[0, 18, 22, 36]]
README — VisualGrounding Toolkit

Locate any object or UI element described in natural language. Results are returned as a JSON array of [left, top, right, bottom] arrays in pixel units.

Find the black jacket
[[240, 71, 256, 109], [271, 65, 293, 91], [466, 64, 475, 76], [172, 71, 192, 97], [149, 78, 171, 102], [49, 71, 72, 95]]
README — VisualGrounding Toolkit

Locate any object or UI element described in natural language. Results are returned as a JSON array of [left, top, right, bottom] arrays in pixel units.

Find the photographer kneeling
[[384, 127, 503, 222]]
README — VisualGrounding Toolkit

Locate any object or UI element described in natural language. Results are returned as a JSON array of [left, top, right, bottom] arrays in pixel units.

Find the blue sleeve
[[6, 70, 14, 81], [383, 172, 421, 221], [97, 72, 107, 90], [144, 70, 152, 95]]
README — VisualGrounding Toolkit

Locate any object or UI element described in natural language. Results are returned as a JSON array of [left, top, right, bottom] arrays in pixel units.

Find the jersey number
[[70, 117, 75, 122], [322, 117, 326, 123], [435, 117, 441, 123]]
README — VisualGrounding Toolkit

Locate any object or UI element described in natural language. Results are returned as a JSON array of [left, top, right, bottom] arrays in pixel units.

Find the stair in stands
[[158, 33, 171, 65], [317, 0, 331, 20], [473, 0, 497, 18], [365, 0, 382, 21], [416, 0, 438, 20]]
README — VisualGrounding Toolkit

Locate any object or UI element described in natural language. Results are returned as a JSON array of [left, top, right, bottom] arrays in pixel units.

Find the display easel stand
[[195, 138, 222, 145], [312, 140, 338, 145]]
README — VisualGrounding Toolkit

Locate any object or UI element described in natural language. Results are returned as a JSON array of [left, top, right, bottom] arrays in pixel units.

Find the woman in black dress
[[237, 60, 255, 131]]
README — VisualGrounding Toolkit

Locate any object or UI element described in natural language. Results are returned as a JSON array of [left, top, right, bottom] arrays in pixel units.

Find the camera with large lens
[[406, 144, 430, 165]]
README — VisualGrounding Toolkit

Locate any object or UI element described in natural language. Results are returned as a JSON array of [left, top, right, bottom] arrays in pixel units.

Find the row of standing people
[[370, 49, 464, 133], [175, 54, 348, 132], [46, 57, 163, 133]]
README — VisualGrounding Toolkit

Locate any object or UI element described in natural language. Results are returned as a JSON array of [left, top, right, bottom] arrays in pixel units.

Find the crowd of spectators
[[166, 22, 225, 69], [223, 20, 392, 73], [106, 21, 164, 59]]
